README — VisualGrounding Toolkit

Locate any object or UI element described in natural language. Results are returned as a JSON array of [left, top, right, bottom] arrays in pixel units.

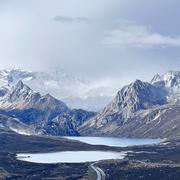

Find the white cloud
[[104, 21, 180, 48]]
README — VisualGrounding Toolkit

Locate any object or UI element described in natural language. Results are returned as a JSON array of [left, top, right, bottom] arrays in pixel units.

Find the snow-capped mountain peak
[[114, 79, 167, 118], [0, 80, 38, 109], [151, 71, 180, 87], [151, 74, 161, 84], [151, 71, 180, 101], [0, 69, 33, 86], [13, 80, 32, 92], [8, 80, 35, 102], [84, 79, 168, 129], [0, 68, 114, 110]]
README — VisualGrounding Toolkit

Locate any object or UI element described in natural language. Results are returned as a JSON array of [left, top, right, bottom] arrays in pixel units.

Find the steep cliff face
[[79, 79, 168, 132], [112, 79, 167, 118]]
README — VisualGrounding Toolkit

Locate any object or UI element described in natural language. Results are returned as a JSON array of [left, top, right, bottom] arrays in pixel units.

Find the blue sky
[[0, 0, 180, 85]]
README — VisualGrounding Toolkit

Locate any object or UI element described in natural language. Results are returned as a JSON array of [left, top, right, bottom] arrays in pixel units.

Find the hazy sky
[[1, 0, 180, 85]]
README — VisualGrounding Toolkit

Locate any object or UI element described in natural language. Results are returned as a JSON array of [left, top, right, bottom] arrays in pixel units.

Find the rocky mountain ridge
[[0, 68, 113, 111], [79, 71, 180, 138], [1, 70, 180, 138], [0, 81, 95, 136]]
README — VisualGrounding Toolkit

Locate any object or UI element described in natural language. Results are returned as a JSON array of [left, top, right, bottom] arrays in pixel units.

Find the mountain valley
[[1, 70, 180, 138]]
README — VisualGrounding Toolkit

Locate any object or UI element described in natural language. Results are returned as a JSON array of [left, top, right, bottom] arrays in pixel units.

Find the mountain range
[[0, 69, 114, 111], [1, 69, 180, 138], [79, 71, 180, 138], [0, 80, 95, 136]]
